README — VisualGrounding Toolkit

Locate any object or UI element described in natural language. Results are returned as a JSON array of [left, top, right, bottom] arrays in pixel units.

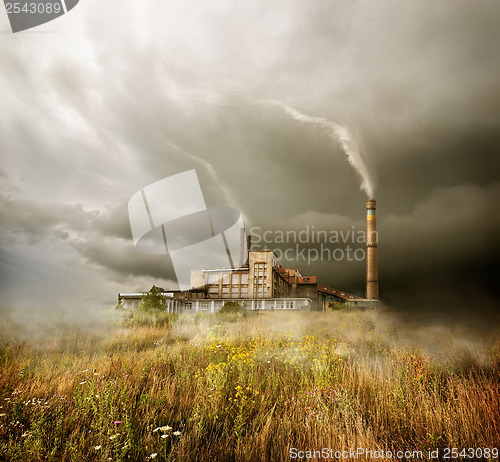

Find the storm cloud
[[1, 0, 500, 319]]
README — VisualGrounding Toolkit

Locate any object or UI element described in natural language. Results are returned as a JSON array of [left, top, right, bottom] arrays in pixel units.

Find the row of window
[[207, 272, 249, 284], [208, 286, 249, 293]]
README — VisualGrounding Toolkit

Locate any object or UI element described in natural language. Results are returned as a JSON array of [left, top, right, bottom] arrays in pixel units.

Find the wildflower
[[109, 433, 120, 440], [150, 454, 158, 459], [153, 425, 172, 433], [79, 381, 87, 385], [173, 431, 181, 436], [161, 434, 168, 439], [95, 446, 101, 450], [0, 414, 5, 417], [114, 421, 121, 425]]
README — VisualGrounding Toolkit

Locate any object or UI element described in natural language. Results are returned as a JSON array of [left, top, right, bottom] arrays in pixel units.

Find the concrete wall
[[190, 270, 207, 290], [248, 250, 276, 298], [118, 294, 312, 313], [292, 283, 323, 310], [204, 269, 250, 299], [183, 298, 312, 313]]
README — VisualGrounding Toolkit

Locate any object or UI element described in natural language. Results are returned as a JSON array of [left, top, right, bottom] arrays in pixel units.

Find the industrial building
[[118, 200, 379, 313], [118, 241, 366, 313]]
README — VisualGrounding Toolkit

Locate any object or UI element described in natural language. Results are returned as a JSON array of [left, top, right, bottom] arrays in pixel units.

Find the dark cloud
[[1, 0, 500, 317]]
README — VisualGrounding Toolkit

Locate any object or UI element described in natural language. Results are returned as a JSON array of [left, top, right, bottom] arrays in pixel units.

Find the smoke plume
[[265, 100, 376, 198], [168, 89, 376, 198]]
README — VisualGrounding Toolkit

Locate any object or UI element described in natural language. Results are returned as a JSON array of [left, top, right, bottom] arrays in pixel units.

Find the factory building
[[118, 247, 364, 313], [118, 200, 379, 313]]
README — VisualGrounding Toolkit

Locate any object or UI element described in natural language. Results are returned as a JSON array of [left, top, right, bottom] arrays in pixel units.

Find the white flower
[[153, 425, 172, 433], [161, 434, 168, 439], [109, 433, 120, 440], [94, 445, 101, 450], [150, 454, 158, 459], [173, 431, 181, 436]]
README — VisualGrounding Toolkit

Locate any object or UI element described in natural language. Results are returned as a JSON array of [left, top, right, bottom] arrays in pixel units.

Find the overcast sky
[[1, 0, 500, 323]]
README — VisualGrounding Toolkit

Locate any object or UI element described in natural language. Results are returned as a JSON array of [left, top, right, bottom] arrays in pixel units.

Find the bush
[[327, 301, 347, 311], [218, 300, 244, 315], [138, 285, 167, 312], [217, 301, 246, 322], [120, 310, 175, 328]]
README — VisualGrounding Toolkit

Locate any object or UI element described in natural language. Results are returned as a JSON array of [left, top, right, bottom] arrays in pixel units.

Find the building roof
[[316, 284, 365, 301], [297, 276, 317, 284]]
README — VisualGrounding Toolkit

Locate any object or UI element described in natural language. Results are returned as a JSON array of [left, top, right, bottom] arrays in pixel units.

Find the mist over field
[[1, 310, 499, 461]]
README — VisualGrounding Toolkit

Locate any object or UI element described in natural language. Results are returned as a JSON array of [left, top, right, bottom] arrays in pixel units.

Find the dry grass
[[0, 309, 499, 461]]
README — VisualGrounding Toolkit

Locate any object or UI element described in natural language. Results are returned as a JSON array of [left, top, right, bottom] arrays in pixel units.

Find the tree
[[217, 300, 244, 316], [138, 285, 167, 312]]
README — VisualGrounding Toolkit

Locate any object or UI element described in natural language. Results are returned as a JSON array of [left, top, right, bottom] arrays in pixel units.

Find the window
[[253, 263, 267, 298], [208, 273, 219, 284]]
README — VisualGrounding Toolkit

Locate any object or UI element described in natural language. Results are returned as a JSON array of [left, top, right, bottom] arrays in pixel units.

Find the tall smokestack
[[246, 235, 252, 266], [238, 228, 245, 267], [366, 199, 379, 300]]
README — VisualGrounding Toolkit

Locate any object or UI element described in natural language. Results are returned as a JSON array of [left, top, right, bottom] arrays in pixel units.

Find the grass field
[[0, 308, 499, 461]]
